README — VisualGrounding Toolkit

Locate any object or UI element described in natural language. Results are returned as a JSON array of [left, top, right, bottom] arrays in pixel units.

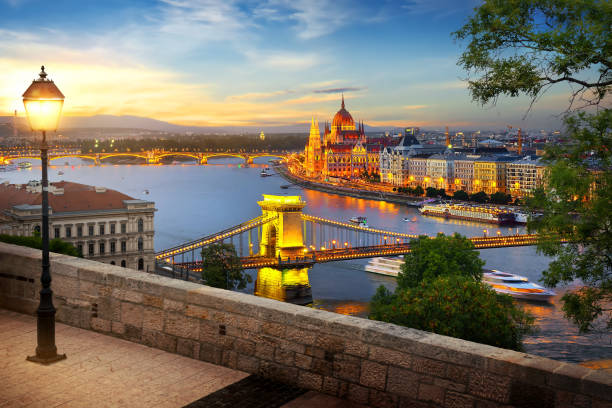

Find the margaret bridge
[[0, 149, 288, 166]]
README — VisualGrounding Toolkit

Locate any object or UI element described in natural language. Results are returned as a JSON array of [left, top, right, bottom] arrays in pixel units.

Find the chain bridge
[[155, 195, 541, 303], [0, 149, 287, 166]]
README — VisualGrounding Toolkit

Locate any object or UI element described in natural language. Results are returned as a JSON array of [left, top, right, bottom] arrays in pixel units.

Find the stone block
[[294, 353, 312, 370], [163, 298, 184, 312], [165, 312, 199, 340], [90, 317, 111, 333], [284, 326, 317, 346], [315, 334, 345, 354], [237, 354, 260, 373], [550, 363, 591, 394], [143, 294, 163, 308], [418, 383, 444, 406], [387, 366, 419, 397], [468, 370, 512, 403], [508, 381, 554, 408], [199, 343, 222, 365], [305, 345, 326, 360], [222, 350, 238, 369], [298, 371, 323, 391], [233, 338, 256, 356], [446, 364, 471, 384], [486, 350, 558, 386], [348, 383, 369, 404], [259, 361, 298, 383], [369, 390, 399, 408], [234, 315, 261, 333], [333, 357, 361, 382], [184, 304, 210, 319], [141, 328, 176, 352], [322, 376, 339, 396], [121, 302, 143, 327], [360, 360, 388, 391], [177, 338, 199, 359], [113, 288, 143, 303], [582, 370, 612, 402], [369, 345, 412, 369], [142, 307, 164, 332], [311, 358, 333, 376], [443, 391, 475, 408], [262, 321, 285, 338], [412, 355, 447, 378], [255, 343, 275, 361], [434, 377, 467, 393], [111, 321, 125, 335], [274, 348, 294, 366]]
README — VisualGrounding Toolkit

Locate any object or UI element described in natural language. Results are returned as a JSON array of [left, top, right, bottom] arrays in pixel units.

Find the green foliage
[[453, 0, 612, 108], [370, 275, 535, 351], [413, 185, 424, 196], [489, 192, 512, 204], [528, 110, 612, 332], [0, 234, 81, 257], [397, 234, 484, 289], [453, 190, 469, 201], [426, 187, 445, 198], [201, 243, 252, 290], [469, 191, 488, 203]]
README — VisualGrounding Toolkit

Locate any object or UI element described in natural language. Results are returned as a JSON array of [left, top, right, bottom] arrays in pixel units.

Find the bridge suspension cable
[[155, 214, 277, 260], [301, 214, 419, 239]]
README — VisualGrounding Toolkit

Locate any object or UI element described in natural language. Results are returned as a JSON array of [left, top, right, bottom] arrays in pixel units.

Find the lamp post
[[23, 66, 66, 364]]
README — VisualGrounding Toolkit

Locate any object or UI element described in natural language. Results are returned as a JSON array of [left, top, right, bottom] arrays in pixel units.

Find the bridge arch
[[98, 153, 149, 162], [155, 152, 201, 162]]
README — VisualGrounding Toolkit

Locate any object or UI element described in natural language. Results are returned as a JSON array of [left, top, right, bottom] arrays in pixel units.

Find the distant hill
[[0, 114, 388, 135]]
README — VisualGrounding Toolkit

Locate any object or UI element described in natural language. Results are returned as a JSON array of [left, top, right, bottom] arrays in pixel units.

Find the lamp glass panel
[[23, 99, 64, 131]]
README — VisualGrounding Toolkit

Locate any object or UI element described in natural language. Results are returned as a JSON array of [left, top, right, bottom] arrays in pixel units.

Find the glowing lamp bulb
[[22, 66, 64, 132]]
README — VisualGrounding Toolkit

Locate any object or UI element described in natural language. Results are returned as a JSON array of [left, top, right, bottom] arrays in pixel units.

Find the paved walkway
[[0, 309, 365, 408]]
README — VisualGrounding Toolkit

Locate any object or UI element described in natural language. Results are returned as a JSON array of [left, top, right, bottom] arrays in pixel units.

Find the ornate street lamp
[[23, 66, 66, 364]]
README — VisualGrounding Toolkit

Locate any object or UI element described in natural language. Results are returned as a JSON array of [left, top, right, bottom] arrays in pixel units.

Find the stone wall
[[0, 242, 610, 408]]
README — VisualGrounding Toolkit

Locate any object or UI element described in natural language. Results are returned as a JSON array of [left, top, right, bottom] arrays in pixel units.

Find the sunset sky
[[1, 0, 576, 130]]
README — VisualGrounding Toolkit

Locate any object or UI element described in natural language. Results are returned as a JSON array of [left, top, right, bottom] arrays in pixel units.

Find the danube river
[[2, 158, 610, 363]]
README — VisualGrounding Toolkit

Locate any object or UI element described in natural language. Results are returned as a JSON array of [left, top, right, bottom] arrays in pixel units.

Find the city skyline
[[1, 0, 576, 130]]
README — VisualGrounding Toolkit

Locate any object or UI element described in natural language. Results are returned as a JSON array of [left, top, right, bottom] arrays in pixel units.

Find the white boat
[[483, 270, 555, 302], [364, 256, 404, 277], [58, 170, 64, 175], [17, 162, 32, 169], [0, 164, 17, 172], [419, 202, 516, 224], [349, 216, 368, 228], [260, 169, 273, 177]]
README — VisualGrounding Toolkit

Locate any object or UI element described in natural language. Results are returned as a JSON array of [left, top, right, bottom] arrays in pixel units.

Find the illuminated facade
[[506, 157, 545, 197], [303, 96, 385, 180]]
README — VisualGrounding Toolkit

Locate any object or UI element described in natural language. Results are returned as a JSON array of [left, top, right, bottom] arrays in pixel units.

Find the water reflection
[[254, 267, 312, 305]]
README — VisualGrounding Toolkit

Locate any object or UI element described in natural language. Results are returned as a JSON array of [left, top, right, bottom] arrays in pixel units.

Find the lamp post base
[[27, 353, 67, 365]]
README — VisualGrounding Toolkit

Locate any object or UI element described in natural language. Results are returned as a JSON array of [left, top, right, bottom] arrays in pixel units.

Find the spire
[[341, 93, 345, 109]]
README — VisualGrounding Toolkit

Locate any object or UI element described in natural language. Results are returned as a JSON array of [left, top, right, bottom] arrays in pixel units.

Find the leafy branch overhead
[[453, 0, 612, 109]]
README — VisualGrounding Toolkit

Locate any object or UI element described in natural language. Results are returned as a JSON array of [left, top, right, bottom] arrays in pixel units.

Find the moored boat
[[418, 203, 516, 224], [260, 168, 273, 177], [364, 256, 403, 277], [349, 216, 368, 227], [483, 270, 555, 302], [17, 162, 32, 169]]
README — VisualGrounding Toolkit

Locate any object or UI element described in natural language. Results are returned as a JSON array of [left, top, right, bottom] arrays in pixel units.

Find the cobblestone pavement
[[0, 309, 248, 407]]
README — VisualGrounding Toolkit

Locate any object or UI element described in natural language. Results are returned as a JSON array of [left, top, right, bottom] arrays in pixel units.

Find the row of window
[[109, 258, 144, 270], [76, 237, 145, 256], [52, 218, 146, 239]]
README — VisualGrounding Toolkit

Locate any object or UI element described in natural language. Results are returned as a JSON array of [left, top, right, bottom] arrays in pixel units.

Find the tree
[[453, 0, 611, 110], [397, 234, 484, 289], [201, 243, 251, 290], [490, 192, 512, 205], [370, 234, 534, 351], [413, 185, 424, 196], [469, 191, 488, 203], [370, 276, 534, 351], [425, 187, 439, 198], [455, 0, 611, 332], [0, 234, 81, 257], [453, 190, 469, 201]]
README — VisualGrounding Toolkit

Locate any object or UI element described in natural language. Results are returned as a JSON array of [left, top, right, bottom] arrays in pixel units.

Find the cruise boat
[[418, 203, 516, 224], [483, 270, 555, 302], [364, 256, 403, 277], [17, 162, 32, 169], [260, 168, 273, 177]]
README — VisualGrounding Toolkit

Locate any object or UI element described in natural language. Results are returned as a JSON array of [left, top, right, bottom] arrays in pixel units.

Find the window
[[99, 224, 105, 235], [110, 261, 116, 265], [110, 223, 116, 234], [88, 225, 94, 236], [138, 258, 144, 270], [77, 243, 83, 256], [54, 227, 60, 239], [88, 242, 94, 256], [121, 260, 126, 267], [138, 237, 143, 252], [34, 225, 41, 234], [121, 223, 126, 234], [110, 241, 116, 254], [138, 218, 144, 233], [65, 226, 72, 238], [99, 242, 105, 254], [77, 225, 83, 237], [121, 241, 126, 253]]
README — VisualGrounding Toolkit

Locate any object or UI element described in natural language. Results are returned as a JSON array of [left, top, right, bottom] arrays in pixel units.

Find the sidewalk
[[0, 309, 366, 408]]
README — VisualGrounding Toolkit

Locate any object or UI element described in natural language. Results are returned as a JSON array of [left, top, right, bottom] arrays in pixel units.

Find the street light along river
[[2, 157, 610, 363]]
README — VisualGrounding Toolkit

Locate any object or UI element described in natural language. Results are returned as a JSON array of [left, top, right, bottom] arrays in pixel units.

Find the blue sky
[[1, 0, 571, 130]]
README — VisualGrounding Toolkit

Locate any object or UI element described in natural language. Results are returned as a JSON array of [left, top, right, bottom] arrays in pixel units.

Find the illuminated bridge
[[0, 149, 288, 166], [156, 194, 541, 273]]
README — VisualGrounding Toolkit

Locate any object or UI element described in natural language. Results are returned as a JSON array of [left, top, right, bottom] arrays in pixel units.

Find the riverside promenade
[[0, 309, 363, 408]]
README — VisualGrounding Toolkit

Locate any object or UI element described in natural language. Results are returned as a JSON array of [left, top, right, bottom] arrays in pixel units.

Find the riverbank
[[276, 165, 425, 207]]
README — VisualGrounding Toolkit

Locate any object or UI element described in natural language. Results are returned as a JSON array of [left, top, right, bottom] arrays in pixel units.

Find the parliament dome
[[332, 96, 355, 129]]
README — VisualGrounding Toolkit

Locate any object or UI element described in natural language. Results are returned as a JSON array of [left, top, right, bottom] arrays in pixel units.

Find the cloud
[[402, 0, 480, 17], [228, 90, 294, 101], [313, 87, 364, 94], [403, 105, 428, 110]]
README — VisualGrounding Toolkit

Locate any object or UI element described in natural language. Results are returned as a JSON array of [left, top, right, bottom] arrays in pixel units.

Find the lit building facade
[[0, 181, 156, 271], [506, 157, 545, 197]]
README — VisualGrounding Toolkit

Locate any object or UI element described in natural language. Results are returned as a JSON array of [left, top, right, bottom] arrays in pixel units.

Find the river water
[[2, 158, 610, 363]]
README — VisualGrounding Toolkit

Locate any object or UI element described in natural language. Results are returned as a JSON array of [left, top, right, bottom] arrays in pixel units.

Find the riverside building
[[0, 181, 156, 271]]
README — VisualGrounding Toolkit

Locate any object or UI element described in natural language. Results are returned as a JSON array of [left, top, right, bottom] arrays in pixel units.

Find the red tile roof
[[0, 181, 136, 213]]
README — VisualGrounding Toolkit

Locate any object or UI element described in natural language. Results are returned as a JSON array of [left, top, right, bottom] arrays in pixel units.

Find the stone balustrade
[[0, 242, 610, 408]]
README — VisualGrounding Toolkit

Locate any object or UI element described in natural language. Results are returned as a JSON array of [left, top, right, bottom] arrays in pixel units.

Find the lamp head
[[22, 66, 65, 132]]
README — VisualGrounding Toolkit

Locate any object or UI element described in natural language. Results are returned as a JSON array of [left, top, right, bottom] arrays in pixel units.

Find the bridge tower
[[95, 153, 101, 166], [197, 153, 207, 164], [257, 195, 306, 258], [146, 151, 160, 165]]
